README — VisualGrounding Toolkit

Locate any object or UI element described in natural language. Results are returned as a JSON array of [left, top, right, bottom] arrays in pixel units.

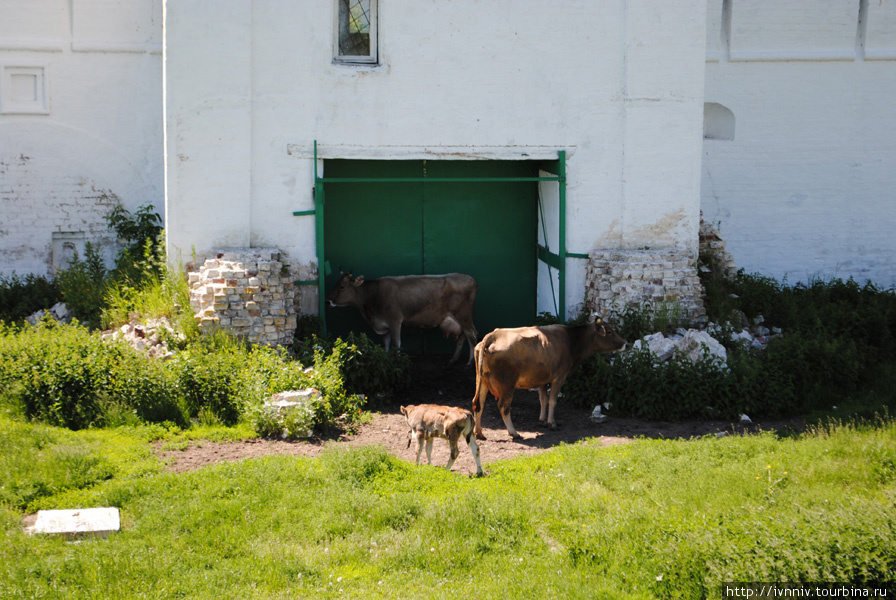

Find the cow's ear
[[354, 276, 365, 286], [400, 405, 407, 415]]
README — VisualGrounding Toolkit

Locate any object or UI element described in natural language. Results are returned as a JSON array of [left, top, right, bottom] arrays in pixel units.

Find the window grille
[[336, 0, 377, 63]]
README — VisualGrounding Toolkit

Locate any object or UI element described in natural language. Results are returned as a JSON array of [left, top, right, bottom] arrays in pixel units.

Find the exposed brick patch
[[188, 249, 297, 345], [699, 218, 738, 279], [584, 249, 707, 327]]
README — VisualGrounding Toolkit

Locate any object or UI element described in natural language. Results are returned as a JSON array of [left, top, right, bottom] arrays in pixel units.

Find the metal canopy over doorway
[[294, 142, 571, 340]]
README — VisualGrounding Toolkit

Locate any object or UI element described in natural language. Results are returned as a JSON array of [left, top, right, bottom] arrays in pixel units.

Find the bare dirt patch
[[158, 355, 804, 476]]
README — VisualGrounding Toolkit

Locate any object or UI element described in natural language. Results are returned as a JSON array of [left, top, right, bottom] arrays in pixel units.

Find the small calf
[[400, 404, 483, 476]]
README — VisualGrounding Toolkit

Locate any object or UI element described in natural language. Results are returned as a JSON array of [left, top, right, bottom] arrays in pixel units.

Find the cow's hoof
[[538, 420, 548, 428], [475, 432, 487, 441], [548, 422, 560, 430], [510, 433, 523, 441], [472, 471, 485, 478]]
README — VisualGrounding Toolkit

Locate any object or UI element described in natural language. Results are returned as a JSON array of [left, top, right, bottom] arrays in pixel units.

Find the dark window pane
[[338, 0, 371, 56]]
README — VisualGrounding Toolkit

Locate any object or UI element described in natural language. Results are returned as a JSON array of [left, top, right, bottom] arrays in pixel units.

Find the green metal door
[[323, 159, 538, 355]]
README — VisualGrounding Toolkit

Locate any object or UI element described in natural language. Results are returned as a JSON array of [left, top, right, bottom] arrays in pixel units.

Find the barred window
[[335, 0, 377, 64]]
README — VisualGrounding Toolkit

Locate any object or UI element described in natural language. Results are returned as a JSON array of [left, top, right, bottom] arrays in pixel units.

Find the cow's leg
[[382, 334, 392, 352], [473, 400, 486, 440], [413, 432, 424, 464], [464, 328, 478, 366], [465, 430, 484, 476], [471, 345, 488, 440], [497, 391, 521, 440], [537, 385, 550, 425], [391, 321, 402, 351], [546, 380, 565, 429], [425, 437, 434, 465], [449, 336, 464, 364], [445, 434, 460, 471]]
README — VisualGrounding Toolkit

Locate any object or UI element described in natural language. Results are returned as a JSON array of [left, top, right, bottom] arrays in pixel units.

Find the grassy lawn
[[1, 415, 894, 599]]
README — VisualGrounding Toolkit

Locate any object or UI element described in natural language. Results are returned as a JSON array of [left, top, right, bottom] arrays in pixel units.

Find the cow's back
[[381, 273, 476, 326], [480, 326, 572, 388]]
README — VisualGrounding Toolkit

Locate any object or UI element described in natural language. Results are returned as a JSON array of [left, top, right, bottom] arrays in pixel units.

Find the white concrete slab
[[29, 507, 120, 539]]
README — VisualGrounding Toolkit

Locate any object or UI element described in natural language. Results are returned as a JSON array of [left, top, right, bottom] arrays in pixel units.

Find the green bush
[[0, 273, 61, 323], [171, 342, 247, 427], [564, 273, 896, 421], [106, 204, 165, 286], [293, 332, 409, 404], [0, 320, 185, 429], [55, 242, 108, 328]]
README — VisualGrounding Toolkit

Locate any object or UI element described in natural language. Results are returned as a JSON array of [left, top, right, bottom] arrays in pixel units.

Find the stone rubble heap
[[633, 329, 728, 364], [101, 317, 180, 360], [26, 302, 73, 325], [632, 317, 782, 368], [189, 250, 298, 346]]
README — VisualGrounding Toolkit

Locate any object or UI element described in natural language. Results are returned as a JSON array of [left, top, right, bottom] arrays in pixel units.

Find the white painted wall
[[0, 0, 163, 276], [165, 0, 707, 318], [702, 0, 896, 287]]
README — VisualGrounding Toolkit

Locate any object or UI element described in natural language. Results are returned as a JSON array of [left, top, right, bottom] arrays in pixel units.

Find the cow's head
[[588, 318, 627, 353], [327, 272, 366, 307]]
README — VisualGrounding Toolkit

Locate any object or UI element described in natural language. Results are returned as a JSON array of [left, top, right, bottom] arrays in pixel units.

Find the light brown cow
[[327, 272, 479, 364], [400, 404, 483, 476], [472, 320, 626, 440]]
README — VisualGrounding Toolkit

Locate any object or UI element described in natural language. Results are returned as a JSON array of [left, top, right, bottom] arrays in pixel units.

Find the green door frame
[[293, 141, 576, 336]]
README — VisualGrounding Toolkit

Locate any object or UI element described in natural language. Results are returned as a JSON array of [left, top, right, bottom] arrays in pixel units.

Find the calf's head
[[327, 272, 365, 307], [587, 318, 627, 353]]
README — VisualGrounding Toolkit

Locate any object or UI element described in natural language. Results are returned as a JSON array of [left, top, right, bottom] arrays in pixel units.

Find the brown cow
[[400, 404, 483, 476], [471, 320, 626, 440], [327, 272, 479, 364]]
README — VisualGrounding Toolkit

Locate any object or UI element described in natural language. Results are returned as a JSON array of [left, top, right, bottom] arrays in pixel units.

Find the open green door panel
[[321, 159, 545, 355]]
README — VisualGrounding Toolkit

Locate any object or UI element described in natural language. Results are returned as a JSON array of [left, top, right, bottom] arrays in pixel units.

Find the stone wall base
[[585, 249, 707, 328]]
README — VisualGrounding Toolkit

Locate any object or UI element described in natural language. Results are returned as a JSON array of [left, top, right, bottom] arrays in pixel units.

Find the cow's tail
[[471, 342, 485, 414], [471, 341, 489, 439]]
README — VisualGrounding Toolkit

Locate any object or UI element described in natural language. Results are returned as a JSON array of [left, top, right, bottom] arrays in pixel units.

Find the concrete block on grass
[[28, 507, 120, 539]]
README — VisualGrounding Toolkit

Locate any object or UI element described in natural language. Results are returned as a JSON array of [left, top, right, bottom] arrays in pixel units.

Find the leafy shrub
[[0, 273, 61, 323], [0, 320, 185, 429], [564, 347, 738, 420], [251, 402, 316, 440], [565, 271, 896, 421], [106, 204, 165, 285], [170, 336, 250, 427], [55, 242, 108, 328], [293, 332, 409, 404]]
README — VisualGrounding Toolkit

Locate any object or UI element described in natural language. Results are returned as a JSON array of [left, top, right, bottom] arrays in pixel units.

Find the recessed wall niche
[[0, 64, 49, 115]]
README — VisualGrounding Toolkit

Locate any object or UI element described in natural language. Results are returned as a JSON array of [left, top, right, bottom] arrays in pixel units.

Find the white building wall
[[702, 0, 896, 287], [165, 0, 707, 318], [0, 0, 164, 276]]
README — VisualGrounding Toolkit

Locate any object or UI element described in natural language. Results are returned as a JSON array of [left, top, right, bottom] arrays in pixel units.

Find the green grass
[[1, 415, 894, 599]]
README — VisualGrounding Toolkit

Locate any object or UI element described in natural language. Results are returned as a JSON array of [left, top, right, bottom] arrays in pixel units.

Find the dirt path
[[158, 355, 804, 476]]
